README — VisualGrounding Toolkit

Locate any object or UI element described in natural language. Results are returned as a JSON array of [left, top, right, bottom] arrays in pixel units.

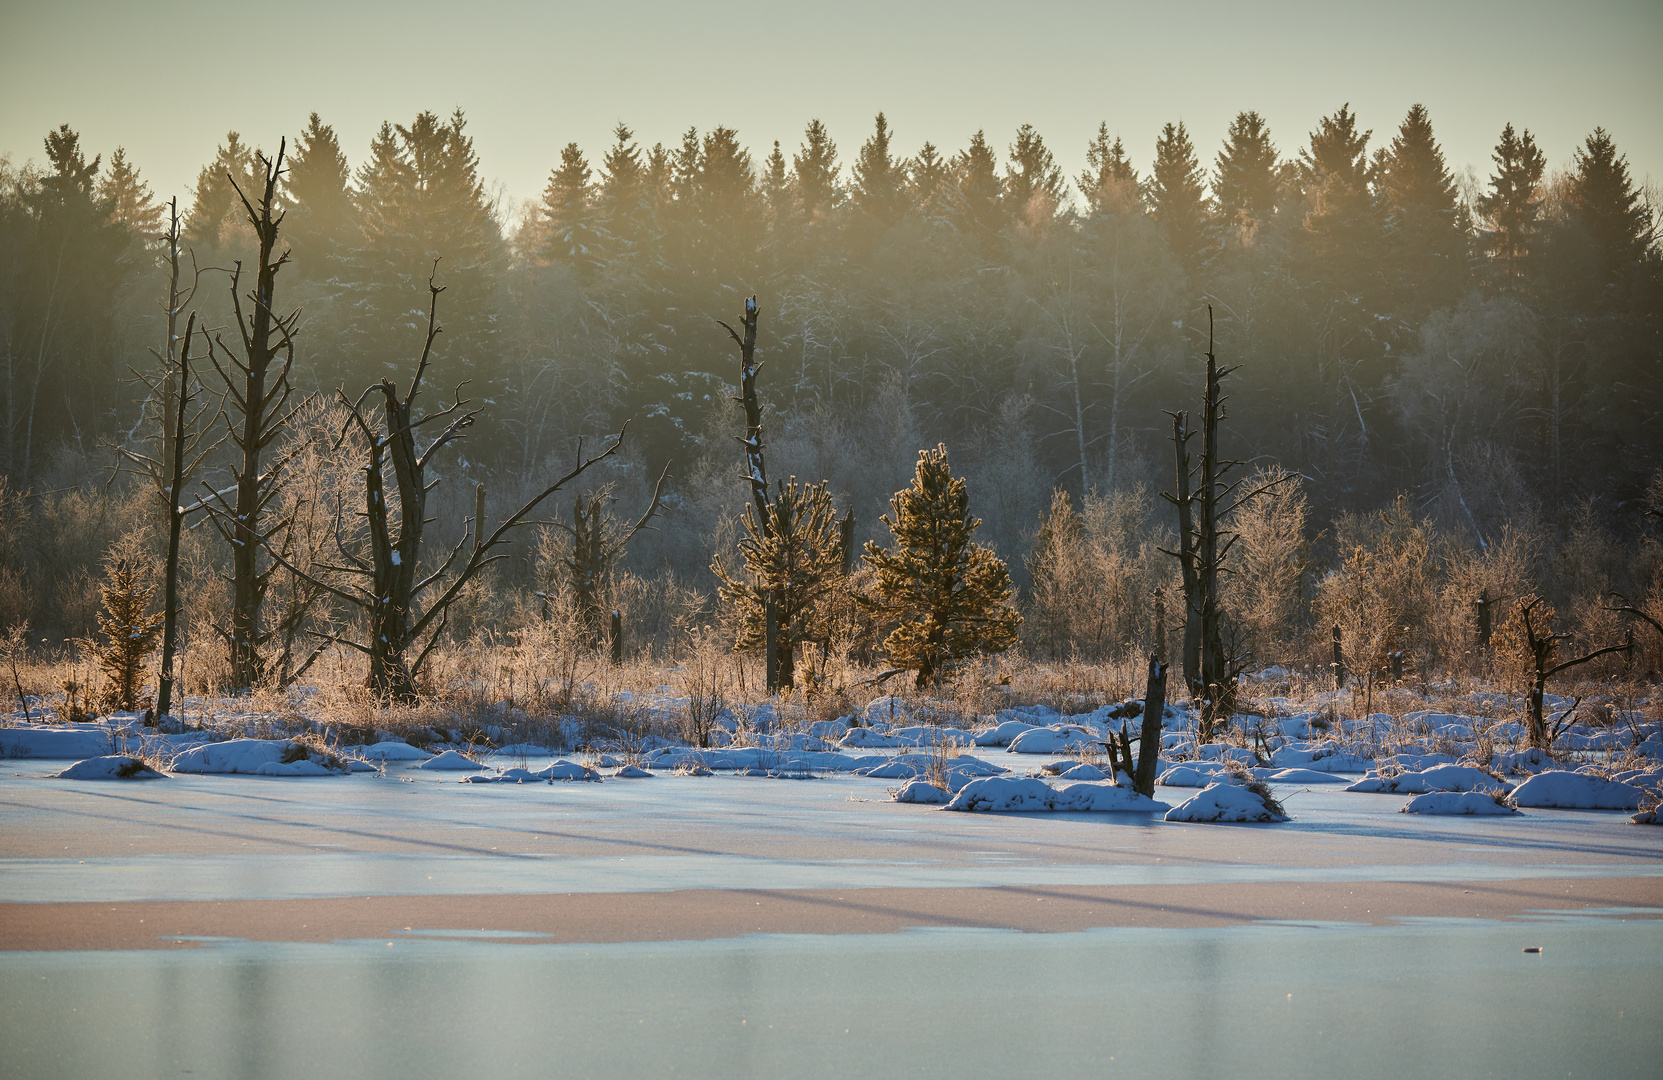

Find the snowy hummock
[[1270, 743, 1373, 772], [416, 749, 483, 771], [54, 755, 167, 780], [1346, 764, 1509, 795], [613, 765, 653, 778], [973, 720, 1039, 746], [534, 760, 602, 782], [171, 738, 345, 775], [1165, 782, 1290, 823], [944, 776, 1166, 813], [1509, 771, 1642, 810], [0, 725, 112, 760], [1401, 791, 1519, 815], [1005, 726, 1104, 755], [1262, 767, 1352, 784], [1157, 762, 1234, 788], [357, 740, 432, 761], [892, 779, 950, 804]]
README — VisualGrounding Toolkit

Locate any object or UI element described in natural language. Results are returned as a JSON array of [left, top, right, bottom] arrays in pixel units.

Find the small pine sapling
[[863, 444, 1022, 688], [93, 559, 165, 711]]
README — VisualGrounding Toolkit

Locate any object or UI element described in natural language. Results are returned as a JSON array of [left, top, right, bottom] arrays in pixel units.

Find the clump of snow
[[1165, 781, 1290, 823], [0, 726, 113, 760], [614, 764, 653, 778], [358, 741, 432, 761], [892, 779, 950, 804], [1006, 726, 1103, 755], [1056, 762, 1108, 781], [1401, 791, 1518, 815], [1270, 743, 1372, 772], [839, 727, 902, 749], [534, 760, 602, 782], [171, 738, 345, 775], [943, 776, 1166, 813], [1157, 762, 1235, 788], [417, 750, 483, 771], [973, 720, 1038, 746], [1263, 767, 1352, 784], [1509, 771, 1642, 810], [1346, 764, 1509, 795], [54, 755, 166, 780]]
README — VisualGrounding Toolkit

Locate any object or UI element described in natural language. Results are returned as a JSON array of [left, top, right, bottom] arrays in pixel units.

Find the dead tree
[[113, 199, 219, 717], [201, 142, 306, 689], [1134, 655, 1167, 797], [718, 295, 787, 693], [1160, 309, 1287, 742], [1516, 597, 1631, 750], [555, 464, 669, 646], [264, 274, 624, 703]]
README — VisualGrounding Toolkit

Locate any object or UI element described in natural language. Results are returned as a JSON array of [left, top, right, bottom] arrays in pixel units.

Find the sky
[[2, 0, 1660, 220]]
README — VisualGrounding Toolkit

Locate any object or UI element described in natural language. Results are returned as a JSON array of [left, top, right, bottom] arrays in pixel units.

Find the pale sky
[[2, 0, 1659, 219]]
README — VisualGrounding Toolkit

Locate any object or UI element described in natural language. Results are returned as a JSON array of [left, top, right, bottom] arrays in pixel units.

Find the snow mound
[[460, 767, 541, 783], [944, 776, 1165, 813], [1346, 764, 1507, 795], [1157, 763, 1233, 788], [839, 727, 902, 749], [1270, 743, 1372, 772], [534, 760, 602, 782], [892, 779, 950, 804], [1056, 763, 1108, 781], [1264, 767, 1351, 784], [860, 759, 922, 779], [1631, 806, 1660, 825], [357, 741, 431, 761], [972, 720, 1038, 746], [54, 755, 166, 780], [1510, 771, 1642, 810], [0, 726, 112, 760], [614, 765, 654, 778], [1165, 782, 1290, 823], [1006, 726, 1103, 755], [417, 750, 483, 771], [1401, 791, 1518, 815], [171, 738, 344, 775]]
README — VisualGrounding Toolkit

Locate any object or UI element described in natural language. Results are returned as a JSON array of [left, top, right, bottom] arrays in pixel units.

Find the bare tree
[[555, 465, 669, 646], [264, 273, 623, 703]]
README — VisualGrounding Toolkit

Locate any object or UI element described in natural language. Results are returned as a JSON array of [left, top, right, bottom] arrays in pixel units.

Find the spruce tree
[[538, 141, 604, 278], [851, 112, 906, 232], [1566, 127, 1652, 299], [1213, 111, 1280, 236], [951, 130, 1005, 243], [183, 131, 261, 254], [284, 113, 355, 283], [93, 558, 164, 712], [1004, 123, 1065, 230], [792, 118, 842, 229], [907, 141, 950, 218], [863, 444, 1022, 687], [1077, 123, 1139, 215], [1148, 120, 1213, 280], [1476, 123, 1546, 286], [97, 147, 162, 237], [1376, 104, 1468, 316], [597, 123, 648, 262], [1297, 104, 1377, 264], [762, 141, 790, 227]]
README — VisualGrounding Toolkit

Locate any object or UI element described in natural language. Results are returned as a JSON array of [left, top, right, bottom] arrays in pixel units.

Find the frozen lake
[[2, 756, 1660, 1077]]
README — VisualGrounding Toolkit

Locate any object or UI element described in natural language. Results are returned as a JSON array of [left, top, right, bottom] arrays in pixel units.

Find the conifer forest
[[0, 103, 1659, 704]]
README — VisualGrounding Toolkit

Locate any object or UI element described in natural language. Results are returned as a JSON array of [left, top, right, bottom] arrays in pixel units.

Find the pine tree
[[97, 147, 162, 237], [284, 113, 355, 283], [1148, 121, 1212, 280], [712, 478, 843, 689], [1213, 111, 1280, 237], [1077, 123, 1139, 215], [863, 444, 1022, 687], [761, 141, 790, 227], [597, 123, 648, 262], [1476, 123, 1546, 286], [1376, 104, 1468, 315], [1004, 123, 1065, 232], [93, 557, 163, 711], [537, 141, 604, 278], [851, 112, 906, 232], [1298, 104, 1377, 265], [908, 141, 951, 218]]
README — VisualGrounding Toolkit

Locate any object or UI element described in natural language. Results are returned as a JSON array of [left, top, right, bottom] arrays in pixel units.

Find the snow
[[357, 741, 432, 761], [892, 779, 950, 804], [172, 739, 344, 775], [1269, 743, 1373, 772], [1006, 726, 1103, 755], [1346, 764, 1509, 795], [1056, 763, 1108, 781], [614, 765, 654, 778], [1262, 767, 1352, 784], [1164, 782, 1290, 823], [839, 727, 902, 749], [972, 719, 1038, 746], [1157, 762, 1233, 788], [416, 750, 483, 771], [534, 760, 602, 782], [1509, 771, 1643, 810], [1401, 791, 1518, 816], [54, 755, 167, 780], [944, 776, 1166, 813], [0, 725, 113, 759]]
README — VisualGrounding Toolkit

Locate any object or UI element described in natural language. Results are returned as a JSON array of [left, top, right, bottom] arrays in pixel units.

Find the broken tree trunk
[[1134, 655, 1167, 797], [1519, 599, 1631, 750], [1161, 411, 1201, 693]]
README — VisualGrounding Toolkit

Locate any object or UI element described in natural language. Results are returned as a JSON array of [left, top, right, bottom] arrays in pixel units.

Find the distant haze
[[3, 0, 1659, 212]]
